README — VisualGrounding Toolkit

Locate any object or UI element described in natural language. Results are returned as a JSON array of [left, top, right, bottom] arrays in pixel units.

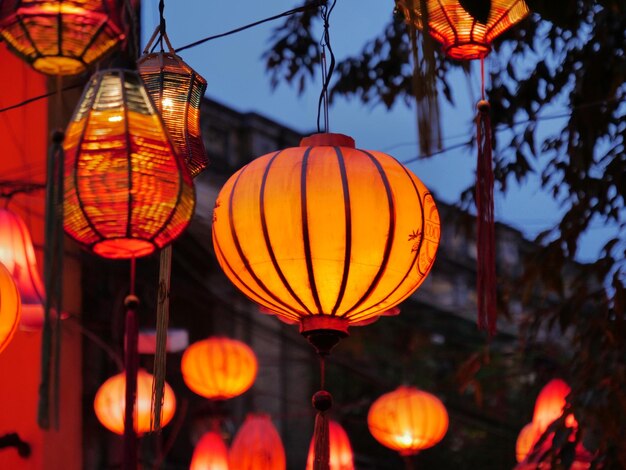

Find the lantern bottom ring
[[443, 43, 491, 61], [33, 56, 85, 76], [300, 316, 349, 356], [92, 238, 156, 259]]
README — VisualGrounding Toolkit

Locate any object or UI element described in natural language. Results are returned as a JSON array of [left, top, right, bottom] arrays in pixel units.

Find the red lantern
[[306, 420, 354, 470], [515, 422, 541, 463], [0, 0, 124, 75], [0, 261, 21, 354], [367, 386, 448, 456], [190, 431, 229, 470], [229, 414, 286, 470], [533, 379, 577, 433], [63, 69, 195, 259], [181, 336, 258, 400]]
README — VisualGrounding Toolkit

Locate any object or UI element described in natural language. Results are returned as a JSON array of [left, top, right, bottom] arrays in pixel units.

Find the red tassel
[[123, 295, 140, 470], [311, 390, 332, 470], [476, 99, 497, 335]]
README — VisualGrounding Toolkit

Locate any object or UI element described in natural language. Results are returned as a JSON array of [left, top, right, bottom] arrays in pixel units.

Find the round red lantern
[[367, 386, 448, 456], [0, 261, 21, 354], [533, 379, 577, 433], [306, 420, 354, 470], [93, 368, 176, 435], [515, 422, 541, 463], [190, 431, 229, 470], [0, 0, 124, 75], [181, 336, 258, 400], [229, 413, 286, 470], [63, 69, 195, 259]]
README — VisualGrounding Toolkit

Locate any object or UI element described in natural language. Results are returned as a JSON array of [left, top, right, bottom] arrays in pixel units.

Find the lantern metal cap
[[300, 133, 355, 148]]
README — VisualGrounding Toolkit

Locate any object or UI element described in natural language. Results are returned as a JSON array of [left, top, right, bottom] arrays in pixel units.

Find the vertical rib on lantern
[[63, 69, 195, 259]]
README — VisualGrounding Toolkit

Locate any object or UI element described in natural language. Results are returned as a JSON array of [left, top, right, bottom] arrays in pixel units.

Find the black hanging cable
[[316, 0, 337, 133], [158, 0, 166, 52]]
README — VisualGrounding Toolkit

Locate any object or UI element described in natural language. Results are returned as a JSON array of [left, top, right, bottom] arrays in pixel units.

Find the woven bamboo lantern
[[229, 414, 286, 470], [0, 261, 21, 355], [190, 431, 230, 470], [368, 386, 448, 456], [181, 336, 258, 400], [137, 30, 208, 178], [63, 69, 195, 259], [306, 420, 354, 470], [0, 0, 124, 75]]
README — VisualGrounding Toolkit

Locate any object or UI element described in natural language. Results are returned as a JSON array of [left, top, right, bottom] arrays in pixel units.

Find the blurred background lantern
[[515, 422, 541, 463], [306, 420, 354, 470], [229, 413, 286, 470], [0, 207, 46, 329], [190, 431, 230, 470], [138, 30, 208, 178], [63, 68, 195, 259], [93, 368, 176, 435], [181, 336, 257, 400], [0, 0, 124, 76], [0, 261, 21, 354], [367, 386, 448, 456], [533, 378, 577, 433]]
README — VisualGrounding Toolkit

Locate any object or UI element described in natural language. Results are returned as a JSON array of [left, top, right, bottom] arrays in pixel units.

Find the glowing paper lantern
[[533, 379, 577, 433], [212, 133, 439, 340], [190, 431, 229, 470], [0, 261, 21, 354], [63, 69, 195, 259], [229, 414, 286, 470], [395, 0, 530, 60], [181, 336, 258, 400], [137, 34, 208, 178], [306, 420, 354, 470], [515, 422, 541, 463], [367, 386, 448, 456], [93, 369, 176, 435], [0, 0, 124, 75]]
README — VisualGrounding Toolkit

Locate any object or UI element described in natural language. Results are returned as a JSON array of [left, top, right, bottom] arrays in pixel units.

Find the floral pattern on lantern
[[229, 414, 285, 470], [306, 420, 354, 470], [0, 261, 21, 354]]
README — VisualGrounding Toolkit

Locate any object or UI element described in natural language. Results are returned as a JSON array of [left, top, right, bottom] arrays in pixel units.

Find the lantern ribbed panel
[[190, 431, 230, 470], [0, 0, 124, 75], [212, 134, 439, 327], [306, 420, 354, 470], [396, 0, 529, 60], [0, 262, 21, 354], [229, 414, 286, 470], [138, 51, 208, 178], [93, 369, 176, 435], [63, 69, 195, 259], [181, 336, 258, 400], [367, 386, 448, 455], [515, 422, 540, 463]]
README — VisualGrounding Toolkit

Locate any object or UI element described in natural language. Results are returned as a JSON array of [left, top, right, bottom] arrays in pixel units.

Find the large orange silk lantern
[[0, 0, 124, 75], [515, 422, 541, 463], [395, 0, 530, 60], [212, 133, 439, 339], [0, 208, 46, 329], [93, 369, 176, 435], [0, 261, 21, 354], [229, 414, 286, 470], [63, 69, 195, 259], [367, 386, 448, 455], [190, 431, 229, 470], [306, 420, 354, 470], [181, 336, 258, 400], [533, 379, 577, 433]]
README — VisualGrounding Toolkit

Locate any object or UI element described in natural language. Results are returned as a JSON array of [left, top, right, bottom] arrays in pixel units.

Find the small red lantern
[[306, 420, 354, 470], [515, 422, 541, 463], [0, 261, 21, 354], [229, 414, 286, 470], [181, 336, 258, 400], [190, 431, 229, 470], [533, 379, 577, 433], [367, 386, 448, 456], [0, 0, 124, 75]]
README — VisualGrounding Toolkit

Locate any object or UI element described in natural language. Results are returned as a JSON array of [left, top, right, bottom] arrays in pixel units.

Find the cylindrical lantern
[[63, 69, 195, 259], [367, 386, 448, 456], [306, 420, 354, 470], [533, 379, 577, 433], [181, 336, 258, 400], [93, 368, 176, 435], [138, 33, 208, 178], [395, 0, 530, 60], [229, 414, 286, 470], [190, 431, 229, 470], [0, 208, 46, 329], [0, 261, 21, 354], [0, 0, 124, 75], [515, 422, 541, 463], [212, 133, 439, 339]]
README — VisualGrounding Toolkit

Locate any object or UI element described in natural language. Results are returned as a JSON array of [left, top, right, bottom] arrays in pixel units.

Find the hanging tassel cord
[[311, 355, 331, 470], [123, 258, 140, 470]]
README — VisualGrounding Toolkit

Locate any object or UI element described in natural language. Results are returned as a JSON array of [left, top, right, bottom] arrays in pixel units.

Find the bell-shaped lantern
[[190, 431, 230, 470], [229, 414, 286, 470], [63, 69, 195, 259], [181, 336, 258, 400], [137, 31, 208, 178], [93, 368, 176, 435], [367, 386, 448, 456], [0, 261, 21, 354], [533, 379, 578, 433], [306, 420, 354, 470], [395, 0, 530, 60], [0, 0, 125, 75]]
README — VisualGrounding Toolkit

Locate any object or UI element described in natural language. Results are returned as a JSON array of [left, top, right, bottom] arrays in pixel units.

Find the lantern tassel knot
[[312, 390, 332, 470]]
